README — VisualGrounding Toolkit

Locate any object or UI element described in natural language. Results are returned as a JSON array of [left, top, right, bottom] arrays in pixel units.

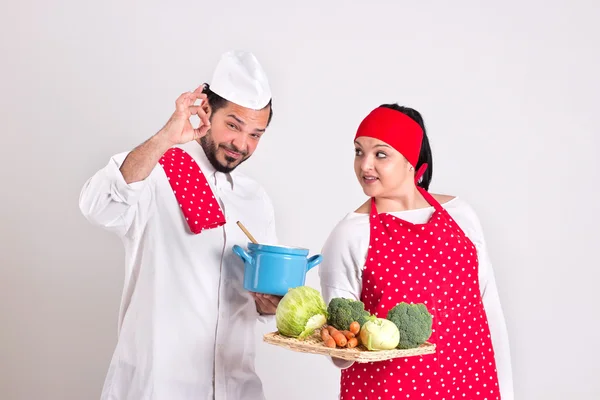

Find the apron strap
[[159, 147, 226, 234], [369, 197, 379, 219], [414, 163, 443, 211], [414, 163, 428, 185]]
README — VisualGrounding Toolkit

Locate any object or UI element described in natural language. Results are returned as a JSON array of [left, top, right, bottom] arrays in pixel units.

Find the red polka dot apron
[[158, 147, 226, 234], [340, 175, 501, 399]]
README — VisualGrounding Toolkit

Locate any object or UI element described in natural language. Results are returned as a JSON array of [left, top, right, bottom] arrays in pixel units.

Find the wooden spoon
[[236, 221, 258, 244]]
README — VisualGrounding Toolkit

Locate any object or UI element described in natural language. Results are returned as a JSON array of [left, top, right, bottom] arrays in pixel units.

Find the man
[[79, 50, 281, 400]]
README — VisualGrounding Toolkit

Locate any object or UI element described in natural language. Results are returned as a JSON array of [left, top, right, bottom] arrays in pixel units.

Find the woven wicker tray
[[263, 329, 435, 363]]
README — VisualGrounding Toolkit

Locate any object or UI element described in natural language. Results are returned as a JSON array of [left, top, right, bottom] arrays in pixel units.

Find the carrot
[[328, 325, 342, 335], [321, 328, 331, 341], [326, 325, 348, 347], [341, 330, 355, 340], [349, 321, 360, 335], [330, 330, 347, 347], [324, 337, 336, 348], [346, 337, 359, 348]]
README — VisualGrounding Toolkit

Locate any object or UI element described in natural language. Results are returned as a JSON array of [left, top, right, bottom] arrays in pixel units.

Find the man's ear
[[202, 100, 212, 119]]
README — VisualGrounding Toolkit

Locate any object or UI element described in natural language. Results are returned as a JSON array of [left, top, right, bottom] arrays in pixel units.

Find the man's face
[[199, 101, 271, 173]]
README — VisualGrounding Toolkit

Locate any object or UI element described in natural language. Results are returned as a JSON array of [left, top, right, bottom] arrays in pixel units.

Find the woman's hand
[[251, 292, 282, 315]]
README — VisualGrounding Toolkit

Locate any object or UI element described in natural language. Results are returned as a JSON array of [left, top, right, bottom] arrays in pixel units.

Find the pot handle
[[232, 245, 253, 265], [306, 254, 323, 271]]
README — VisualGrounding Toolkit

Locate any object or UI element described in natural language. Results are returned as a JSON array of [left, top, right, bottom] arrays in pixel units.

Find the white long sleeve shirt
[[79, 140, 277, 400], [318, 197, 514, 400]]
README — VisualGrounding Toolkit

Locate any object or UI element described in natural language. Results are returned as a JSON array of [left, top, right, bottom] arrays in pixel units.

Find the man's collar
[[179, 140, 236, 189]]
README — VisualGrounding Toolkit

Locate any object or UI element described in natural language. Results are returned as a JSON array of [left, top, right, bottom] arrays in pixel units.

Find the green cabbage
[[359, 317, 400, 350], [275, 286, 328, 339]]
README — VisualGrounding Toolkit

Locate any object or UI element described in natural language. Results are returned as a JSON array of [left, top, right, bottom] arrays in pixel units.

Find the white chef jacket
[[318, 197, 514, 400], [79, 140, 277, 400]]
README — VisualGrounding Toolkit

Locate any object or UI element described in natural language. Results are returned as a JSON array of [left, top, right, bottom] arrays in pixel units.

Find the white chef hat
[[209, 50, 272, 110]]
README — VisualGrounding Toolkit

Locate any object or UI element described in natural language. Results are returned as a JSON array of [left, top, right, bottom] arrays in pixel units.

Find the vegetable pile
[[274, 286, 433, 352]]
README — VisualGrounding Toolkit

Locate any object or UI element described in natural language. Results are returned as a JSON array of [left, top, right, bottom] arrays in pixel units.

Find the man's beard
[[199, 131, 249, 174]]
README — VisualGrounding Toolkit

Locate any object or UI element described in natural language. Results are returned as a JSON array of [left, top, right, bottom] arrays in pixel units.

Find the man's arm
[[120, 87, 211, 183], [119, 133, 175, 184], [79, 86, 211, 236]]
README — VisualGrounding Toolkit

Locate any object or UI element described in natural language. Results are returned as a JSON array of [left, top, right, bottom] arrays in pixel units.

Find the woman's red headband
[[354, 107, 423, 168]]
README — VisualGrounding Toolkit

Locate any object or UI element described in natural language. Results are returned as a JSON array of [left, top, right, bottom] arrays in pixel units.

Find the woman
[[319, 104, 513, 399]]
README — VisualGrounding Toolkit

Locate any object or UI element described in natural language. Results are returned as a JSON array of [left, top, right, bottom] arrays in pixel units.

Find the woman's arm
[[476, 235, 515, 400], [319, 216, 369, 369], [456, 201, 515, 400]]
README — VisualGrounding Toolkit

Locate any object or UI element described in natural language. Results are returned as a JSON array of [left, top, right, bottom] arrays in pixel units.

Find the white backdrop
[[1, 1, 599, 399]]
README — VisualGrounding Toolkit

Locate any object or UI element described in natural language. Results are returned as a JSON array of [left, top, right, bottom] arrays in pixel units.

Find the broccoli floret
[[386, 302, 433, 349], [327, 297, 372, 331]]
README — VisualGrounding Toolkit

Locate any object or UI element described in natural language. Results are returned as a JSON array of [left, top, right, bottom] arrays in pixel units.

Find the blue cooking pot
[[232, 243, 323, 296]]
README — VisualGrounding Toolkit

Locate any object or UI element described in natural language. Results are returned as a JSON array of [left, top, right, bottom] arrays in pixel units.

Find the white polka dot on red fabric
[[158, 148, 225, 234]]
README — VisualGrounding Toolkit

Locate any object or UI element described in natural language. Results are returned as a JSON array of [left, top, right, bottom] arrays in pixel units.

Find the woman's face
[[354, 136, 412, 198]]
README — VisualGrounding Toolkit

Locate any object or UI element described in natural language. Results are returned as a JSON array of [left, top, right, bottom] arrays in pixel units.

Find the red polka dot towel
[[340, 187, 501, 399], [158, 147, 226, 234]]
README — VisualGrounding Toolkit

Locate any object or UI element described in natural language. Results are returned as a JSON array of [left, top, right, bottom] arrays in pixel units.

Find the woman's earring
[[409, 166, 414, 172]]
